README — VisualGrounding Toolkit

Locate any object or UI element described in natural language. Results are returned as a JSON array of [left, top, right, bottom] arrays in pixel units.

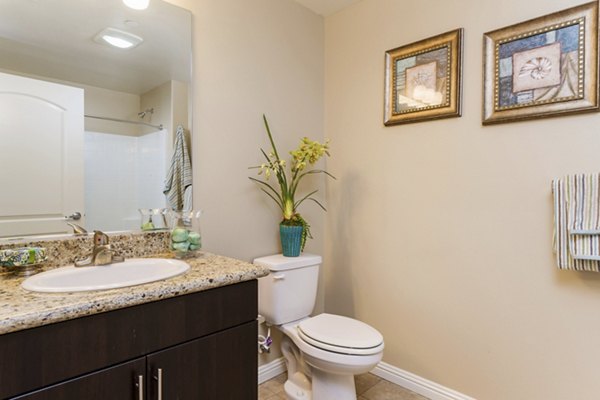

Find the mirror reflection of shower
[[84, 103, 167, 233]]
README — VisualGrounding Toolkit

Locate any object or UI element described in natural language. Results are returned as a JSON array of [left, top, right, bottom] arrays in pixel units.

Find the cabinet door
[[12, 357, 146, 400], [147, 321, 257, 400]]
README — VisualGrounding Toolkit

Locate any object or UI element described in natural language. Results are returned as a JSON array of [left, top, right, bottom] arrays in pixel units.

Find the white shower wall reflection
[[84, 130, 167, 232]]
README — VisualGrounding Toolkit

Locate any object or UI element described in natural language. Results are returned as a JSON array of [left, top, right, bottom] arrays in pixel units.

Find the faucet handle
[[74, 231, 124, 267], [93, 231, 110, 246]]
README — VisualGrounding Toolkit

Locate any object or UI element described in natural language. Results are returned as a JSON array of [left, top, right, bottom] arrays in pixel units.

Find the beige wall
[[324, 0, 600, 399], [141, 81, 172, 136], [171, 80, 189, 133], [164, 0, 325, 366], [140, 80, 190, 166], [83, 84, 140, 135], [139, 79, 189, 137]]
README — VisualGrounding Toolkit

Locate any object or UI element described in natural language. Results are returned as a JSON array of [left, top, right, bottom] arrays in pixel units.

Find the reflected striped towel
[[163, 125, 192, 211], [552, 176, 600, 272]]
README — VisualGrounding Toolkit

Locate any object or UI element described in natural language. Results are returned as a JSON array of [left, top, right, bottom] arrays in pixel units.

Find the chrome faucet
[[74, 231, 125, 267]]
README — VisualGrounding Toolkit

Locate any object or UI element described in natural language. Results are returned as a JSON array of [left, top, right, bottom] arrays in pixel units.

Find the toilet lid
[[298, 314, 384, 355]]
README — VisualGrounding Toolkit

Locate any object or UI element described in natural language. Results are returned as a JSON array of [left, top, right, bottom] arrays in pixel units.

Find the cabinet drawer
[[0, 280, 257, 399]]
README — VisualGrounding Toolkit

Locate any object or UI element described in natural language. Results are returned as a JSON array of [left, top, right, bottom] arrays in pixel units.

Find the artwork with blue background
[[496, 22, 582, 109], [394, 46, 449, 113]]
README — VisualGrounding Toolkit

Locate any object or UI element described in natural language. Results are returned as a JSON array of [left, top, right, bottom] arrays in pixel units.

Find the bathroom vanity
[[0, 252, 269, 399]]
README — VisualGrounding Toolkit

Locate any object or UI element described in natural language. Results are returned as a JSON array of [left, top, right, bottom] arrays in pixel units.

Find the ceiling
[[293, 0, 361, 16], [0, 0, 191, 94]]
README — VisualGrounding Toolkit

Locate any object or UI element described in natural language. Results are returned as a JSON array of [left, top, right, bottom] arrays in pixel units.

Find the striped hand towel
[[163, 125, 192, 211], [552, 177, 600, 271], [567, 174, 600, 233], [566, 174, 600, 261]]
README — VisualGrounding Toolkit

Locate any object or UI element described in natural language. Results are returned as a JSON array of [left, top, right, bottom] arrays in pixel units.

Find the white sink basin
[[21, 258, 190, 293]]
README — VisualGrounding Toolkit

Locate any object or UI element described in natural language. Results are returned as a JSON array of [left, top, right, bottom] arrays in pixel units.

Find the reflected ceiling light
[[123, 0, 150, 10], [94, 28, 143, 49]]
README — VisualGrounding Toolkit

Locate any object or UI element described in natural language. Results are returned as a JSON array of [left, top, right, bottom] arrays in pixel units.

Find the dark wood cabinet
[[12, 358, 146, 400], [1, 280, 258, 400], [147, 321, 257, 400]]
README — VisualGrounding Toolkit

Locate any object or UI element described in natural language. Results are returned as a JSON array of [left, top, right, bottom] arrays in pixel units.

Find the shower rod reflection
[[84, 114, 164, 130]]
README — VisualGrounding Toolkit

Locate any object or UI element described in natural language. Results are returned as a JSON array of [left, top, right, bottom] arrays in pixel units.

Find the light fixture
[[94, 27, 144, 49], [123, 0, 150, 10]]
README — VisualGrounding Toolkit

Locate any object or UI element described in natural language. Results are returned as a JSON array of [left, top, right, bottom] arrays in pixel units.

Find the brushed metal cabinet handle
[[135, 375, 143, 400], [154, 368, 163, 400]]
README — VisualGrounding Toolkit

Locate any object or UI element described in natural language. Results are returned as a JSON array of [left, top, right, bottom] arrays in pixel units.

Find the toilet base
[[312, 369, 356, 400], [284, 379, 312, 400], [283, 372, 356, 400]]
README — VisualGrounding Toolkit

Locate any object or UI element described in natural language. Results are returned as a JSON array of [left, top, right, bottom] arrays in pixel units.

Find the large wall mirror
[[0, 0, 192, 239]]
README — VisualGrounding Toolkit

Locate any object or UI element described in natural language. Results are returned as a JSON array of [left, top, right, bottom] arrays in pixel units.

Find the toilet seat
[[280, 316, 384, 376], [297, 313, 384, 356]]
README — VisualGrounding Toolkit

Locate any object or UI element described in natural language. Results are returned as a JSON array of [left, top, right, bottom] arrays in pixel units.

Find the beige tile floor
[[259, 372, 430, 400]]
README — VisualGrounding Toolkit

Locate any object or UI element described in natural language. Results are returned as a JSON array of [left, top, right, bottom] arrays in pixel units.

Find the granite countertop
[[0, 252, 270, 335]]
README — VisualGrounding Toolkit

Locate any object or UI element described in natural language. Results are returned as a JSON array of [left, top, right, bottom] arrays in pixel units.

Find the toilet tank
[[254, 253, 322, 325]]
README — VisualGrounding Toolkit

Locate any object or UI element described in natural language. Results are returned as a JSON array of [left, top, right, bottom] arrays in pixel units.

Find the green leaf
[[263, 115, 281, 161], [294, 189, 319, 209], [259, 188, 284, 212], [261, 119, 289, 190], [260, 148, 272, 163], [307, 197, 327, 211], [249, 177, 283, 204], [311, 169, 337, 180], [290, 169, 336, 198], [298, 169, 337, 180]]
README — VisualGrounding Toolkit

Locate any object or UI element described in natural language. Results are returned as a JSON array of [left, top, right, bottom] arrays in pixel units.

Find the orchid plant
[[249, 115, 335, 250]]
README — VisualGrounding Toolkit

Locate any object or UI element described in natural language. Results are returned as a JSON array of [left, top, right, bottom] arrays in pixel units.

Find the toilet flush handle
[[273, 273, 285, 281]]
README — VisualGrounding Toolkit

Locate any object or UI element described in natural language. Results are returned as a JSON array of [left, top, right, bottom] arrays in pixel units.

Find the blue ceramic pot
[[279, 224, 303, 257]]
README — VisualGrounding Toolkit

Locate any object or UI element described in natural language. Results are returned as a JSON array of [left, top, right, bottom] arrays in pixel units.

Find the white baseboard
[[371, 362, 476, 400], [258, 357, 287, 384], [259, 357, 475, 400]]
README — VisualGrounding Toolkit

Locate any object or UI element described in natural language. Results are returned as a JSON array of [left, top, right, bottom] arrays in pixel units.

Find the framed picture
[[384, 29, 463, 126], [482, 1, 599, 125]]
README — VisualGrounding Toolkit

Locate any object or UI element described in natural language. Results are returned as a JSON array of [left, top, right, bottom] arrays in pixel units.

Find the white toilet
[[255, 254, 384, 400]]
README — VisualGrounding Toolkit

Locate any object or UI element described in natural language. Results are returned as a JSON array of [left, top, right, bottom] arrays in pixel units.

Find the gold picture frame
[[384, 29, 463, 126], [482, 1, 599, 125]]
